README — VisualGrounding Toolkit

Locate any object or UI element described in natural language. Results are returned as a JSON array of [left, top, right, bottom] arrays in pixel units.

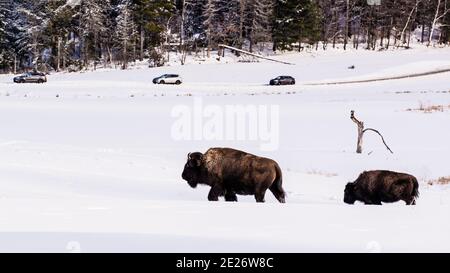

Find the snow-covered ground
[[0, 46, 449, 252]]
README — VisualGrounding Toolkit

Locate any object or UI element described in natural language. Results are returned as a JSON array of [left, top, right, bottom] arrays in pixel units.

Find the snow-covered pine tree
[[132, 0, 174, 61], [203, 0, 217, 57], [1, 0, 27, 73], [212, 0, 240, 48], [116, 0, 136, 69], [79, 0, 109, 69], [44, 1, 79, 71], [441, 2, 450, 43], [244, 0, 274, 52], [273, 0, 321, 51], [10, 0, 52, 71], [0, 0, 9, 70], [181, 0, 206, 47]]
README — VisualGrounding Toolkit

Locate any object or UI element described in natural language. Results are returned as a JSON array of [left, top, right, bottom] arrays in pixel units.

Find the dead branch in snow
[[350, 110, 394, 154], [218, 44, 295, 65]]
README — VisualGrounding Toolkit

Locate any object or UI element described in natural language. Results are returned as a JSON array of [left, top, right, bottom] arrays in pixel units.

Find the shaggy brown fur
[[182, 147, 285, 203], [344, 170, 419, 205]]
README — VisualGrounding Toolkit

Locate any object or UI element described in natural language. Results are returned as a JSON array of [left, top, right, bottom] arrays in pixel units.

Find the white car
[[152, 74, 182, 85]]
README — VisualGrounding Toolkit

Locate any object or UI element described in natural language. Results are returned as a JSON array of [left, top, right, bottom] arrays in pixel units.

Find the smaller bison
[[344, 170, 419, 205], [181, 147, 286, 203]]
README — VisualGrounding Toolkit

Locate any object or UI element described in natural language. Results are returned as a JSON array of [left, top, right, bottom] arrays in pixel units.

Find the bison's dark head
[[344, 182, 357, 204], [182, 152, 203, 188]]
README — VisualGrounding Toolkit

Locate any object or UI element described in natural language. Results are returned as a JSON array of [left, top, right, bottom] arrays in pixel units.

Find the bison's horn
[[187, 152, 191, 160]]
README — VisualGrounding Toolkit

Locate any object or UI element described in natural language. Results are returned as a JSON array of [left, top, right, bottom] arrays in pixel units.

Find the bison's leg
[[255, 194, 265, 202], [405, 198, 416, 205], [207, 185, 223, 201], [224, 191, 238, 202], [254, 188, 267, 203]]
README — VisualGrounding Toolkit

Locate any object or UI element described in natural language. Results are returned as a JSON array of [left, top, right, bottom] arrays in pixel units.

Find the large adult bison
[[344, 170, 419, 205], [181, 147, 286, 203]]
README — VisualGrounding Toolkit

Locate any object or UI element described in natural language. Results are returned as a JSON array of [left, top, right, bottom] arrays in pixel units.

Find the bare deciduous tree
[[350, 110, 394, 154], [428, 0, 450, 46]]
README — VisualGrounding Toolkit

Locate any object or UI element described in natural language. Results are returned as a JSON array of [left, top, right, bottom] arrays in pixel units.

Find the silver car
[[13, 72, 47, 84], [153, 74, 182, 85]]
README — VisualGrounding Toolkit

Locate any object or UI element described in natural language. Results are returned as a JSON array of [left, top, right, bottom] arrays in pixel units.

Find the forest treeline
[[0, 0, 448, 73]]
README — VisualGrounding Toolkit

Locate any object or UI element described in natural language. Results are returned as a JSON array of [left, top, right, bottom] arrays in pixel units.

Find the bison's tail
[[412, 177, 420, 199], [275, 164, 284, 191], [271, 163, 286, 203]]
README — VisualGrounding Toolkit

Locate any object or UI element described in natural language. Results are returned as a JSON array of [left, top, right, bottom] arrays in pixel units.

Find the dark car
[[152, 74, 182, 85], [13, 72, 47, 84], [269, 76, 295, 85]]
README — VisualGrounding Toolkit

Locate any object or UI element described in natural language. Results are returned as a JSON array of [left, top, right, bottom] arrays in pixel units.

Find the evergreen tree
[[442, 9, 450, 43], [0, 1, 9, 70], [181, 0, 207, 46], [273, 0, 321, 51], [132, 0, 175, 60], [79, 0, 110, 68], [11, 0, 52, 70], [1, 0, 450, 73], [244, 0, 274, 52], [116, 0, 136, 69]]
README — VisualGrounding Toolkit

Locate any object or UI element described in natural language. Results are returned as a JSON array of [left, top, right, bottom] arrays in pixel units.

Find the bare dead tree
[[428, 0, 450, 46], [350, 110, 394, 154], [398, 0, 421, 46]]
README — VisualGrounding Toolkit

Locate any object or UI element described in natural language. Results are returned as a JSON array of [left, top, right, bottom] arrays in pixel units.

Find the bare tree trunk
[[14, 54, 17, 74], [428, 0, 450, 46], [428, 0, 440, 46], [84, 40, 88, 69], [380, 27, 384, 47], [180, 44, 187, 65], [134, 40, 136, 65], [207, 35, 211, 58], [344, 0, 349, 50], [140, 29, 144, 61], [239, 0, 245, 49], [354, 18, 360, 50], [393, 29, 398, 48], [249, 32, 254, 53], [408, 4, 419, 48], [351, 110, 365, 154], [33, 35, 38, 70], [399, 0, 420, 46], [421, 22, 425, 43], [94, 35, 98, 71], [366, 29, 370, 50], [350, 111, 394, 154], [205, 0, 212, 58], [122, 40, 127, 70], [180, 0, 185, 49], [57, 37, 61, 71], [107, 45, 112, 66]]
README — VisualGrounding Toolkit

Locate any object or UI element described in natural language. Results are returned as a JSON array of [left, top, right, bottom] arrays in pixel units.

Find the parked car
[[152, 74, 182, 85], [13, 72, 47, 84], [269, 76, 295, 85]]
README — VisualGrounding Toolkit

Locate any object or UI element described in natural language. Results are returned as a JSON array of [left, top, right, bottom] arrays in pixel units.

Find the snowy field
[[0, 46, 450, 252]]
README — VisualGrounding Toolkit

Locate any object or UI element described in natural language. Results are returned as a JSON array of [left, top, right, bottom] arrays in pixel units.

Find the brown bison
[[344, 170, 419, 205], [181, 147, 286, 203]]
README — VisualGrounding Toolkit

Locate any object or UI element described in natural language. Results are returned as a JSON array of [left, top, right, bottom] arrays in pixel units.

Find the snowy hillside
[[0, 47, 450, 252]]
